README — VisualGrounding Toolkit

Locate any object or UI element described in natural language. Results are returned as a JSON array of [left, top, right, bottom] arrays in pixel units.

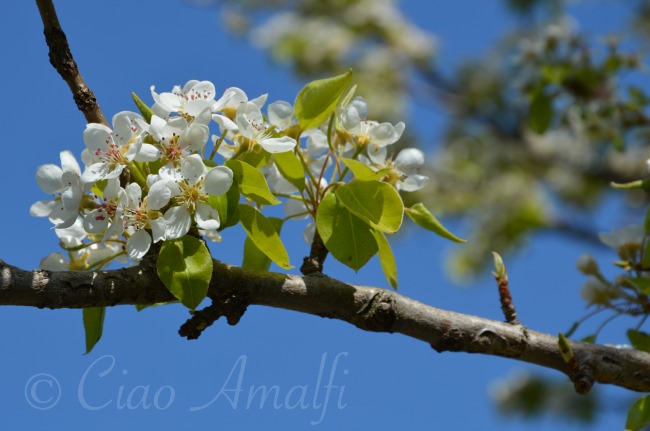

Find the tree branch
[[1, 258, 649, 393], [36, 0, 108, 126]]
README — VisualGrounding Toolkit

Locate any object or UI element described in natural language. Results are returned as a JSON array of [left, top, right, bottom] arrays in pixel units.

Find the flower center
[[176, 181, 208, 213]]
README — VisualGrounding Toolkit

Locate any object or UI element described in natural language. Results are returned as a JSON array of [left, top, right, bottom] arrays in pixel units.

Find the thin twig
[[36, 0, 108, 125]]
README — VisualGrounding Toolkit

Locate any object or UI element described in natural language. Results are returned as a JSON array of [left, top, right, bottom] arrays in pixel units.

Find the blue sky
[[0, 1, 640, 430]]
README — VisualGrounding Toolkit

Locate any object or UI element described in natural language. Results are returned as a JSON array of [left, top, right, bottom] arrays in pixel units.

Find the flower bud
[[576, 254, 599, 275]]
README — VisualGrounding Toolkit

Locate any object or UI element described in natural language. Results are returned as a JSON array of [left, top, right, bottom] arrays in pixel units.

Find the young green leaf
[[340, 158, 391, 181], [273, 151, 305, 191], [335, 181, 403, 233], [242, 217, 284, 271], [240, 144, 272, 168], [626, 277, 650, 295], [208, 182, 240, 231], [239, 205, 292, 269], [529, 91, 553, 134], [627, 329, 650, 353], [226, 160, 280, 205], [557, 332, 574, 364], [157, 236, 213, 310], [611, 179, 650, 190], [83, 307, 105, 355], [406, 203, 466, 243], [317, 191, 378, 271], [371, 230, 398, 290], [132, 92, 154, 123], [626, 395, 650, 431], [295, 70, 353, 130]]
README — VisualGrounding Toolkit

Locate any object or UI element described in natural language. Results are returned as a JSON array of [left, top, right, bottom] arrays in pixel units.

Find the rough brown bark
[[1, 258, 649, 394], [36, 0, 108, 126]]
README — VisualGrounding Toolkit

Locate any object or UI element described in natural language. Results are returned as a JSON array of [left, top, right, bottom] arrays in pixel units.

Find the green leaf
[[295, 70, 353, 130], [135, 302, 174, 312], [626, 395, 650, 431], [240, 145, 272, 168], [132, 92, 154, 123], [83, 307, 105, 355], [157, 236, 213, 310], [335, 181, 403, 234], [273, 151, 305, 191], [340, 158, 391, 181], [611, 179, 650, 190], [557, 332, 574, 364], [371, 230, 398, 290], [405, 203, 466, 243], [581, 334, 597, 343], [226, 160, 280, 205], [341, 84, 358, 107], [529, 91, 553, 134], [627, 329, 650, 353], [243, 217, 284, 271], [208, 182, 240, 231], [239, 205, 292, 269], [90, 179, 108, 199], [317, 191, 378, 271], [564, 321, 579, 338], [626, 277, 650, 295]]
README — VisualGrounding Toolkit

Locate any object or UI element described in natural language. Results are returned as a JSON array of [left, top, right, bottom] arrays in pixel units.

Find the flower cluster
[[32, 78, 428, 272]]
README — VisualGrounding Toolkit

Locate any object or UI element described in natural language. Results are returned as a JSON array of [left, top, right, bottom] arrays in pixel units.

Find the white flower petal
[[268, 100, 295, 130], [126, 183, 142, 207], [164, 205, 191, 239], [112, 112, 135, 146], [103, 178, 120, 201], [150, 217, 167, 243], [104, 165, 126, 181], [59, 150, 81, 174], [49, 205, 78, 229], [399, 175, 429, 192], [147, 181, 173, 210], [348, 97, 369, 120], [251, 93, 268, 109], [40, 253, 69, 271], [194, 107, 213, 126], [306, 130, 329, 157], [369, 123, 400, 147], [195, 203, 220, 231], [30, 200, 57, 217], [185, 100, 213, 117], [181, 154, 207, 184], [235, 113, 256, 140], [204, 166, 233, 196], [341, 105, 361, 134], [212, 114, 239, 132], [367, 145, 387, 165], [259, 136, 297, 153], [395, 148, 425, 175], [83, 123, 113, 153], [56, 219, 86, 245], [35, 164, 63, 194], [134, 143, 161, 162], [81, 163, 110, 184], [83, 209, 110, 233], [61, 186, 82, 211], [304, 222, 316, 244], [127, 230, 151, 260], [181, 124, 209, 152], [80, 149, 94, 167], [284, 199, 308, 219], [214, 87, 244, 111]]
